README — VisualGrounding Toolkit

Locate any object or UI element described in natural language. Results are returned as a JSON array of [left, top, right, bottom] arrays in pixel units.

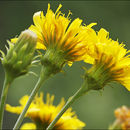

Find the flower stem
[[13, 66, 51, 130], [0, 73, 13, 129], [47, 82, 89, 130]]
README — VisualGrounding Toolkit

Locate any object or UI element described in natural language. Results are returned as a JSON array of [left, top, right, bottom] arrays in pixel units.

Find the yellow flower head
[[84, 28, 130, 91], [110, 106, 130, 130], [6, 93, 85, 129], [28, 4, 96, 62]]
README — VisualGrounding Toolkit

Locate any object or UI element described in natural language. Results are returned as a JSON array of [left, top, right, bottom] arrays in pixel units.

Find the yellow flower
[[28, 4, 96, 63], [6, 93, 85, 129], [84, 28, 130, 91]]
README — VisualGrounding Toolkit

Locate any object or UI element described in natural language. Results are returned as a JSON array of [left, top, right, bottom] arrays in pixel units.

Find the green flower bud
[[1, 30, 37, 79]]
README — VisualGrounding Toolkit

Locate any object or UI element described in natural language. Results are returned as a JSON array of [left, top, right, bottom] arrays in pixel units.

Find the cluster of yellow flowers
[[2, 3, 129, 130], [11, 4, 130, 91]]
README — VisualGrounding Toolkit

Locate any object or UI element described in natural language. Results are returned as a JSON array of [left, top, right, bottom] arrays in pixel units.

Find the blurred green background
[[0, 1, 130, 129]]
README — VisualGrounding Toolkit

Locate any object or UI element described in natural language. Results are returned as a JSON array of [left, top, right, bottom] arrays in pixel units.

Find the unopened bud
[[1, 30, 37, 79]]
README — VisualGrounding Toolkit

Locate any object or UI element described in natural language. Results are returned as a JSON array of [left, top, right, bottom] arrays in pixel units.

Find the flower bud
[[1, 30, 37, 79]]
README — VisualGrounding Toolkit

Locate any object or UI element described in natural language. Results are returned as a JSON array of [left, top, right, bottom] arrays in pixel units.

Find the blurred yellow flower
[[110, 106, 130, 130], [6, 93, 85, 129], [84, 28, 130, 91]]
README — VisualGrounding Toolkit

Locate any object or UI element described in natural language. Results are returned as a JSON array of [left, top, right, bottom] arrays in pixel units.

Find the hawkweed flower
[[82, 28, 130, 92], [0, 30, 37, 129], [6, 92, 85, 129], [109, 106, 130, 130], [12, 4, 96, 129]]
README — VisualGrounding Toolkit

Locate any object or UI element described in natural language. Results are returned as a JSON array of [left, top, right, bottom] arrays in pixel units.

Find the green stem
[[0, 73, 13, 129], [13, 66, 51, 130], [46, 83, 89, 130]]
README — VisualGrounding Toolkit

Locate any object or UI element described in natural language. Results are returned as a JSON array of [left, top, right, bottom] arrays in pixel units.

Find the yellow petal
[[20, 123, 36, 130], [11, 38, 18, 43]]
